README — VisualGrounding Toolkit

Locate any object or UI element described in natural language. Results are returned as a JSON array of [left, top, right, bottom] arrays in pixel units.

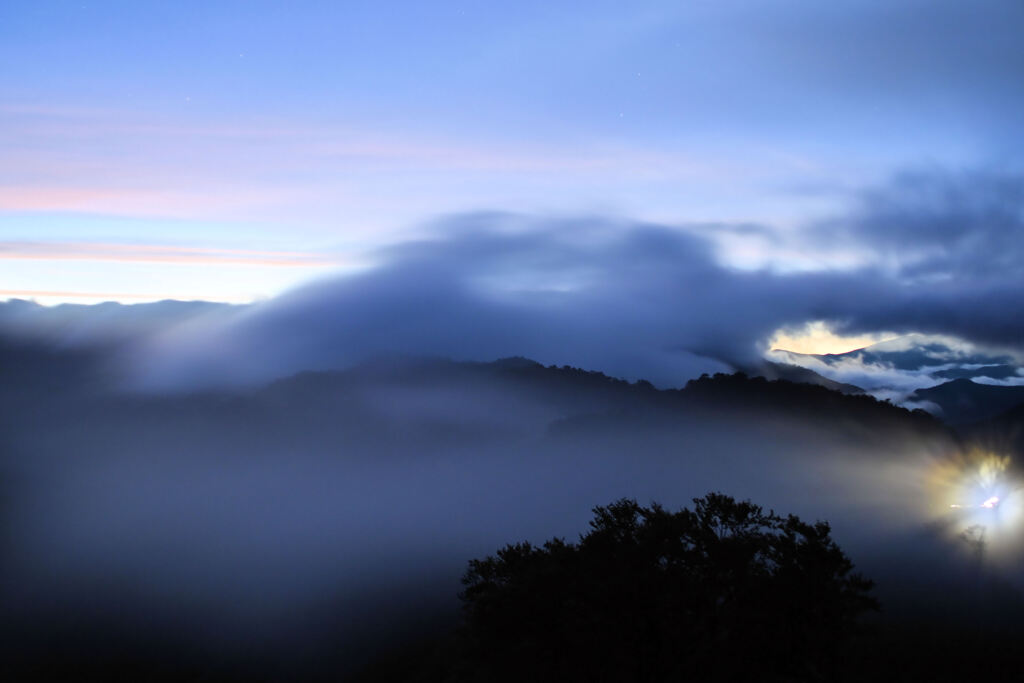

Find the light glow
[[769, 321, 897, 356], [950, 495, 1001, 510], [929, 449, 1023, 559]]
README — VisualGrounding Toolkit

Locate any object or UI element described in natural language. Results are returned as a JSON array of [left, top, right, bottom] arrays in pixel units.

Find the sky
[[2, 0, 1023, 355]]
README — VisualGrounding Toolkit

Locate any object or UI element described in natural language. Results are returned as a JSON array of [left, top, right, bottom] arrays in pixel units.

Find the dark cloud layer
[[2, 168, 1022, 390], [134, 171, 1024, 389], [131, 222, 801, 389], [838, 168, 1024, 279], [819, 168, 1024, 346]]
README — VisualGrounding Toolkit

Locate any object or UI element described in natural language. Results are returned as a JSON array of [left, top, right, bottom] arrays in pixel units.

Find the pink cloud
[[0, 240, 341, 267]]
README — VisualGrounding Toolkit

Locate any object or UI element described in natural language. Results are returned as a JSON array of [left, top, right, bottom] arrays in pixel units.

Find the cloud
[[766, 349, 945, 398], [0, 240, 342, 267], [972, 376, 1024, 387], [5, 165, 1024, 391], [830, 168, 1024, 281], [786, 167, 1024, 349], [127, 199, 1024, 390], [0, 104, 782, 228], [131, 219, 743, 389]]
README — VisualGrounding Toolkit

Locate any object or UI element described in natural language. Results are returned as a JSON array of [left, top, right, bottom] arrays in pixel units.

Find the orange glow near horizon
[[769, 321, 896, 355]]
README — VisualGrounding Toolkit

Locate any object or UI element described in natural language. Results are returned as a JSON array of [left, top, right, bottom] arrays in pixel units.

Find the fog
[[3, 352, 1017, 677]]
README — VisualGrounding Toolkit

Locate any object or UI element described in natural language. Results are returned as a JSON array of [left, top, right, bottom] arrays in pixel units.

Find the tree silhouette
[[457, 494, 876, 682]]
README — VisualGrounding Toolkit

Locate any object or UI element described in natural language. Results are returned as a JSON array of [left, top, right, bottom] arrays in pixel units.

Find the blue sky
[[2, 1, 1022, 320]]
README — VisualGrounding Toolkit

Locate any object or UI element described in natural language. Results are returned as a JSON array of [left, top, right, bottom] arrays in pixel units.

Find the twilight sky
[[2, 0, 1023, 353]]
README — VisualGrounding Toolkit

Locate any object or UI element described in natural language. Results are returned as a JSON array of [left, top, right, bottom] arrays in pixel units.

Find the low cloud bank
[[2, 168, 1023, 393], [132, 167, 1024, 389]]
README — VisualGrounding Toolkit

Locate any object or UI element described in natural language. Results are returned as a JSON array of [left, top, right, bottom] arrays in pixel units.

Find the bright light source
[[929, 449, 1023, 559], [950, 495, 1001, 510]]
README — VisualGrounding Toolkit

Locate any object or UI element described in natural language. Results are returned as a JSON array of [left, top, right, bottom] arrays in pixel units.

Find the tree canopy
[[458, 493, 876, 682]]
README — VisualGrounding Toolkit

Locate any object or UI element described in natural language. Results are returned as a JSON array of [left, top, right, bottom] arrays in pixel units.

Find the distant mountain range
[[744, 360, 864, 394], [4, 298, 1023, 429], [767, 334, 1024, 424], [0, 297, 235, 345], [771, 334, 1023, 384], [5, 325, 1024, 430], [910, 378, 1024, 426], [0, 342, 949, 445]]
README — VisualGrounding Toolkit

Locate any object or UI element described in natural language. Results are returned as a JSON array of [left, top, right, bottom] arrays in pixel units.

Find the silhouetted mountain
[[745, 360, 864, 394], [682, 371, 934, 424], [264, 356, 937, 441], [910, 378, 1024, 425], [780, 334, 1019, 374], [1, 345, 944, 450], [0, 297, 236, 346], [768, 335, 1024, 416]]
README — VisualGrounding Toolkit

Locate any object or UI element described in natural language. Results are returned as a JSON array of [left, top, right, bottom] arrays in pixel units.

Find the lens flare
[[950, 496, 1001, 510], [928, 449, 1023, 559]]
